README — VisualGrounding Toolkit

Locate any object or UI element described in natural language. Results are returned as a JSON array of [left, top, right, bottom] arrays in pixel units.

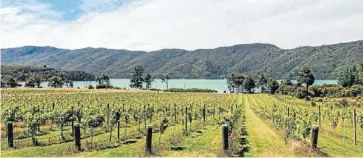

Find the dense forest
[[1, 66, 95, 87], [1, 40, 363, 79], [1, 66, 95, 81]]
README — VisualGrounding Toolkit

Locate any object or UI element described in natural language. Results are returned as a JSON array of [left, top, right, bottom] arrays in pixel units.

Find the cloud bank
[[1, 0, 363, 51]]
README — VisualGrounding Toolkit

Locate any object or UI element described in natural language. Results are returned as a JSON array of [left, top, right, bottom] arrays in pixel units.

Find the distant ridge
[[2, 40, 363, 79]]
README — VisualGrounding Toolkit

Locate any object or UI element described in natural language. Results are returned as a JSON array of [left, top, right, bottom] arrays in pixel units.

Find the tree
[[161, 75, 170, 90], [338, 63, 363, 87], [278, 79, 293, 94], [243, 75, 256, 93], [297, 67, 315, 100], [144, 73, 153, 89], [25, 76, 35, 87], [227, 73, 236, 93], [7, 78, 19, 88], [357, 62, 363, 84], [48, 76, 64, 88], [95, 74, 110, 85], [338, 68, 354, 87], [232, 74, 245, 93], [257, 74, 268, 93], [130, 65, 144, 88], [34, 76, 41, 88], [268, 79, 279, 94], [25, 76, 42, 88]]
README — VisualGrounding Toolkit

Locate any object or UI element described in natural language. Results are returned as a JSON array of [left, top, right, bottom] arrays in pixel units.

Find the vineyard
[[1, 88, 363, 157]]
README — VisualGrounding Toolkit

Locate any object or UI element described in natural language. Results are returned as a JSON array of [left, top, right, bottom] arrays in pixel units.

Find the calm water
[[30, 79, 337, 93]]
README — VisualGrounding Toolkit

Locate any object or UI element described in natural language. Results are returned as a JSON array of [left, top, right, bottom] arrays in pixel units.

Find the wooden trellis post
[[318, 105, 321, 126], [145, 125, 153, 154], [7, 121, 14, 148], [185, 107, 188, 133], [174, 104, 177, 123], [222, 124, 229, 151], [74, 124, 81, 151], [311, 126, 319, 149], [202, 104, 206, 123], [353, 109, 357, 145]]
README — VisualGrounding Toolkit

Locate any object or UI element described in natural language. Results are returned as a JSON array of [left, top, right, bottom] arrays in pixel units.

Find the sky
[[1, 0, 363, 51]]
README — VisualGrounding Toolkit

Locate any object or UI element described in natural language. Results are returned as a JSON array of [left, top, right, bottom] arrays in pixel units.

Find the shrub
[[88, 85, 94, 89], [95, 84, 113, 89], [149, 88, 162, 92], [25, 82, 35, 88], [113, 87, 121, 90], [281, 84, 363, 98], [163, 88, 217, 93]]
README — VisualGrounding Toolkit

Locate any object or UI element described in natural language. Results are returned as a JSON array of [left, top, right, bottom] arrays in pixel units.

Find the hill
[[1, 65, 95, 81], [1, 40, 363, 79]]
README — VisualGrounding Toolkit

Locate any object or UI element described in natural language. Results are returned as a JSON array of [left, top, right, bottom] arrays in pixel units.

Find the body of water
[[23, 79, 337, 93]]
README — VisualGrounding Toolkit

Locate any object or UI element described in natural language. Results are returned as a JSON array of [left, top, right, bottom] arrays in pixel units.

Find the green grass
[[163, 125, 223, 157], [317, 129, 363, 156], [243, 95, 294, 157]]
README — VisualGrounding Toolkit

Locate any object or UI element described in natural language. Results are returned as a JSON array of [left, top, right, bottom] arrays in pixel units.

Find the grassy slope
[[243, 94, 294, 156]]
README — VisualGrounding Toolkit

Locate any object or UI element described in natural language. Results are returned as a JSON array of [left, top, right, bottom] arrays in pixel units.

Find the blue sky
[[1, 0, 129, 21], [2, 0, 81, 21], [37, 0, 83, 21], [1, 0, 363, 51]]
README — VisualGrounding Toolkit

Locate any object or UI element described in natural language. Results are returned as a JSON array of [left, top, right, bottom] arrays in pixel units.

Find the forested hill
[[1, 40, 363, 79], [1, 66, 95, 81]]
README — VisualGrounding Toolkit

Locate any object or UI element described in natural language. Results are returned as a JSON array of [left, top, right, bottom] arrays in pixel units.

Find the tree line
[[228, 66, 315, 100], [337, 62, 363, 87], [1, 65, 93, 88], [91, 65, 170, 90], [129, 65, 170, 90], [231, 62, 363, 99]]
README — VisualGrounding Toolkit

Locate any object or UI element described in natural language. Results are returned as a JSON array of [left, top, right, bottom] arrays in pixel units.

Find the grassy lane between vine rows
[[252, 94, 363, 157], [158, 115, 227, 157], [317, 132, 363, 157], [267, 94, 363, 156], [243, 94, 294, 157], [162, 125, 223, 157]]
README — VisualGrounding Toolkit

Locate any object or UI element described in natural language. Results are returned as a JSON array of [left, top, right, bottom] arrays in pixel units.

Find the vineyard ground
[[1, 88, 363, 157]]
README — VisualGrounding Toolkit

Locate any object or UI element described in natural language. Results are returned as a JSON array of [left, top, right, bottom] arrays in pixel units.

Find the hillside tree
[[243, 75, 256, 93], [227, 73, 236, 93], [257, 74, 268, 93], [358, 63, 363, 84], [268, 79, 279, 94], [144, 73, 153, 89], [95, 74, 110, 85], [338, 63, 363, 87], [161, 75, 170, 90], [130, 65, 144, 88], [297, 67, 315, 100], [48, 76, 64, 88], [229, 74, 245, 93], [7, 78, 19, 88]]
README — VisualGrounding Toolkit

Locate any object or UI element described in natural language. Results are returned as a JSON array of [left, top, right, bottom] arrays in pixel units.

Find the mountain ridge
[[2, 40, 363, 79], [2, 42, 280, 52]]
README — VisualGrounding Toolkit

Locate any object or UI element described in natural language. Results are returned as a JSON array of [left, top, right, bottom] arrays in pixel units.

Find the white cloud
[[1, 0, 363, 51]]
